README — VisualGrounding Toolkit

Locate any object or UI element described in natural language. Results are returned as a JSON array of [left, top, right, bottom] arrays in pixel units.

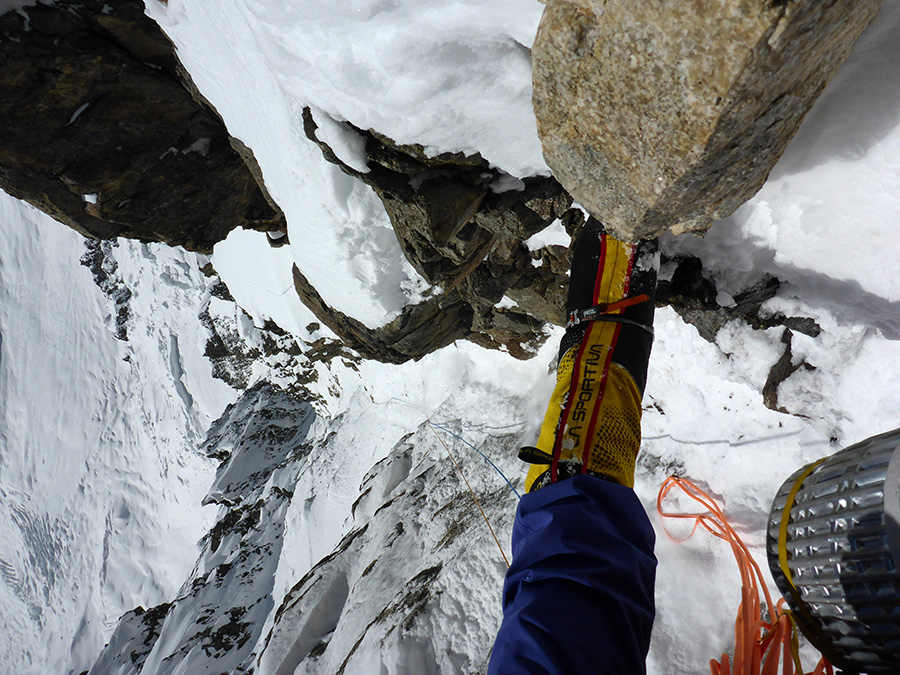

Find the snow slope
[[0, 0, 898, 673], [0, 196, 235, 674], [144, 0, 546, 331]]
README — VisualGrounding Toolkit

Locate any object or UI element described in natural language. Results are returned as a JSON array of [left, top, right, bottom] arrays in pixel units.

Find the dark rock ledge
[[301, 107, 575, 362], [0, 0, 285, 253]]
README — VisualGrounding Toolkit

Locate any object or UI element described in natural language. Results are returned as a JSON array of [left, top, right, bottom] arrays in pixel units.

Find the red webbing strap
[[579, 241, 632, 473]]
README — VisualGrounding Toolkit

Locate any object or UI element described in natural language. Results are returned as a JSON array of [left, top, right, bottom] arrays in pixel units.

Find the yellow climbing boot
[[520, 218, 658, 491]]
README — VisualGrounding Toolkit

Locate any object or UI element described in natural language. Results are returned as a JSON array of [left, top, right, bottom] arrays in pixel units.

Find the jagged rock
[[257, 421, 519, 675], [0, 0, 286, 253], [656, 253, 821, 343], [763, 328, 815, 414], [301, 110, 827, 363], [200, 269, 351, 390], [304, 110, 571, 293], [293, 261, 556, 364], [292, 265, 476, 364], [301, 108, 575, 361], [532, 0, 884, 241], [80, 240, 132, 341], [89, 382, 320, 675], [87, 603, 173, 675]]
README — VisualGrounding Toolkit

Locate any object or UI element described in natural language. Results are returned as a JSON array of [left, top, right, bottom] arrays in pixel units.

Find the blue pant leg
[[488, 475, 657, 675]]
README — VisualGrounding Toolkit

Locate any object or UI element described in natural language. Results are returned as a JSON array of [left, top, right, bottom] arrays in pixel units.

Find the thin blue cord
[[428, 421, 521, 500], [384, 397, 522, 500]]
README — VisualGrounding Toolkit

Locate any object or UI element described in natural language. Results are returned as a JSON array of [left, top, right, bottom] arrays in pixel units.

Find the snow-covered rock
[[90, 382, 320, 675], [258, 419, 519, 675]]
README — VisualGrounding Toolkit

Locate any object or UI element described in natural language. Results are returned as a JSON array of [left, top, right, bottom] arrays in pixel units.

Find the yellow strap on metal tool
[[776, 457, 843, 666]]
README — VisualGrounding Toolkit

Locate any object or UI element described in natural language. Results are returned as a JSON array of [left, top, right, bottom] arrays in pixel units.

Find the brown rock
[[0, 0, 285, 253], [302, 108, 572, 288], [300, 108, 573, 360], [533, 0, 884, 241], [291, 265, 473, 364]]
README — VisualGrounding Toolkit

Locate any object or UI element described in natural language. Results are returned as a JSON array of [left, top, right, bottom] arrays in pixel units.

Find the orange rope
[[657, 477, 833, 675]]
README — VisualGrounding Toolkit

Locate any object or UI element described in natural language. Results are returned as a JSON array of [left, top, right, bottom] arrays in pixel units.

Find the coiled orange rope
[[657, 477, 833, 675]]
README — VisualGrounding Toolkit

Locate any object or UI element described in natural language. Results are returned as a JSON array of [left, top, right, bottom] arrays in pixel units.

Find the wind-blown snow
[[150, 0, 546, 178], [2, 0, 900, 673], [210, 227, 320, 339]]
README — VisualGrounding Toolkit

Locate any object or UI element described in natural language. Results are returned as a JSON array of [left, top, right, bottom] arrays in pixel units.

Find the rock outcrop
[[299, 114, 820, 363], [88, 374, 524, 675], [300, 109, 822, 363], [80, 240, 132, 341], [0, 0, 285, 253], [257, 408, 518, 675], [199, 264, 357, 391], [532, 0, 884, 241], [301, 109, 574, 362]]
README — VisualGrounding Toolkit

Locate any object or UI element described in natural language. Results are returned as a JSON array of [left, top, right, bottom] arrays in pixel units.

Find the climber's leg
[[488, 219, 658, 675], [488, 476, 656, 674], [523, 218, 657, 491]]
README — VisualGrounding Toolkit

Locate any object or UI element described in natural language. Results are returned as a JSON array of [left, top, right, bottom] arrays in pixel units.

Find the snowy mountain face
[[1, 1, 900, 674], [0, 196, 234, 673]]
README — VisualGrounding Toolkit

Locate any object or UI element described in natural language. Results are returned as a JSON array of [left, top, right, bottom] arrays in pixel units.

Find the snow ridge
[[90, 382, 320, 675]]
